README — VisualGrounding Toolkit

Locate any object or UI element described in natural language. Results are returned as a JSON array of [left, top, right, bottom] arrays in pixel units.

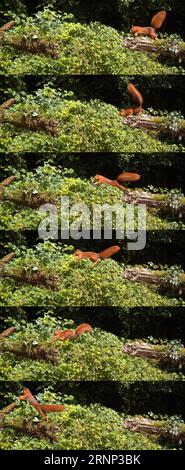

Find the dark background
[[1, 1, 185, 39]]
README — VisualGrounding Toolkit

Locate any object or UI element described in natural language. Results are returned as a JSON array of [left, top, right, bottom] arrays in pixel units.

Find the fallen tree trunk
[[0, 341, 59, 364], [122, 267, 185, 295], [3, 35, 59, 59], [4, 191, 56, 208], [1, 111, 58, 136], [121, 113, 185, 142], [3, 418, 59, 443], [2, 268, 60, 290], [122, 190, 185, 218], [123, 417, 185, 444], [123, 37, 185, 64], [123, 341, 185, 367], [0, 253, 59, 290]]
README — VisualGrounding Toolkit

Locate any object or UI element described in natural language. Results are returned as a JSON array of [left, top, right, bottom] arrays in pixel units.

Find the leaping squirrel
[[50, 323, 93, 343], [75, 245, 120, 263], [18, 388, 65, 419], [94, 172, 141, 192], [130, 10, 167, 40], [120, 83, 143, 117]]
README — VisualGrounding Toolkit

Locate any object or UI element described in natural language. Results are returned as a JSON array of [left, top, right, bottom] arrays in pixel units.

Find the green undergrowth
[[0, 242, 184, 307], [0, 165, 184, 230], [0, 315, 183, 381], [0, 86, 184, 152], [0, 390, 167, 450], [0, 8, 183, 75]]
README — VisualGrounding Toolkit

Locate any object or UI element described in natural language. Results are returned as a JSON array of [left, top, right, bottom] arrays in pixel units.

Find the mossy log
[[121, 113, 185, 142], [1, 111, 58, 136], [2, 268, 60, 290], [123, 37, 185, 64], [3, 35, 59, 59], [3, 418, 59, 443], [0, 341, 59, 364], [122, 190, 185, 218], [123, 417, 185, 444], [123, 341, 185, 367], [0, 176, 55, 207], [4, 191, 56, 208], [122, 267, 185, 295]]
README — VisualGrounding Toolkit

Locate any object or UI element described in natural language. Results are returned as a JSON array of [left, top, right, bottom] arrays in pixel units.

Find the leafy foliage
[[0, 164, 184, 230], [0, 242, 184, 307], [0, 315, 183, 381], [0, 390, 167, 450], [0, 7, 184, 75], [0, 85, 184, 152]]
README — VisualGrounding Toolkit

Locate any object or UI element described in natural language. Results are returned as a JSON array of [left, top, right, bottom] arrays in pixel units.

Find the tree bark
[[121, 113, 185, 142], [123, 37, 185, 65], [0, 341, 59, 364], [4, 35, 59, 59], [122, 267, 185, 294], [123, 341, 185, 367], [2, 112, 58, 136], [123, 417, 185, 443], [122, 190, 185, 218], [2, 268, 60, 290], [3, 418, 59, 443]]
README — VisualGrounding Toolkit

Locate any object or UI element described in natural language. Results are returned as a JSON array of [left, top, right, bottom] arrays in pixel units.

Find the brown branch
[[123, 341, 185, 367], [123, 37, 185, 64], [0, 20, 16, 33], [0, 403, 17, 428], [121, 113, 185, 141], [0, 326, 16, 339], [0, 98, 16, 111], [4, 36, 59, 59], [0, 20, 16, 35], [0, 176, 17, 201], [0, 175, 17, 187], [0, 252, 16, 270], [122, 190, 185, 218]]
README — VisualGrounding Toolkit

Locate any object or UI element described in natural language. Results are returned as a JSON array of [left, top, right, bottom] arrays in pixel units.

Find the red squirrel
[[94, 172, 141, 192], [51, 323, 93, 343], [130, 10, 167, 40], [18, 388, 65, 419], [75, 245, 120, 263], [120, 83, 143, 117]]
